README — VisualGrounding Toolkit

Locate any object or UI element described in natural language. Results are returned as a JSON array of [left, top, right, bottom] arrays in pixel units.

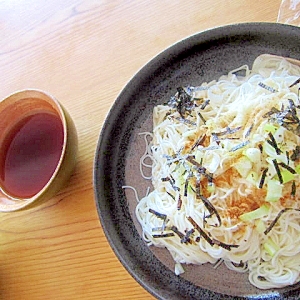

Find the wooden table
[[0, 1, 293, 299]]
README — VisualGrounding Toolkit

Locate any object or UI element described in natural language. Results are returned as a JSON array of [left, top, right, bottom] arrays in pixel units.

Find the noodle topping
[[133, 54, 300, 290]]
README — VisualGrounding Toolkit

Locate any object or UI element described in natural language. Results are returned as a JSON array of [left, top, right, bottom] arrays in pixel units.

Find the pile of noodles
[[134, 54, 300, 289]]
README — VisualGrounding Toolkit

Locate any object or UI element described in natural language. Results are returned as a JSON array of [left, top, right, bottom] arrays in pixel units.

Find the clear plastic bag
[[277, 0, 300, 26]]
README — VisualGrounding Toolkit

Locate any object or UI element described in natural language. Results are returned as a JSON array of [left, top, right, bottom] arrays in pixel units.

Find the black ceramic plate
[[94, 23, 300, 299]]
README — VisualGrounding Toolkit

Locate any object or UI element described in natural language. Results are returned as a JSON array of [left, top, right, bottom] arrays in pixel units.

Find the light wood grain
[[0, 1, 284, 299]]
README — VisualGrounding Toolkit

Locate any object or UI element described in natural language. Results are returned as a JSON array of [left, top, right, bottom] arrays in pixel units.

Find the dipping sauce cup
[[0, 89, 78, 212]]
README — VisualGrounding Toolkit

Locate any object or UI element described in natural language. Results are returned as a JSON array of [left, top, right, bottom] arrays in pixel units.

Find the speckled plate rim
[[94, 22, 300, 300]]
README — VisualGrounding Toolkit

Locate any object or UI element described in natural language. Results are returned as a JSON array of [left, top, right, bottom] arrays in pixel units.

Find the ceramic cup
[[0, 89, 78, 211]]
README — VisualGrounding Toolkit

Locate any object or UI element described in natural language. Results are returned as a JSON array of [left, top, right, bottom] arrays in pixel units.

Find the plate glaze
[[94, 23, 300, 299]]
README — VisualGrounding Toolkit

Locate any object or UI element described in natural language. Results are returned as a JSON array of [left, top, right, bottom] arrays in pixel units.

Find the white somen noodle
[[131, 54, 300, 289]]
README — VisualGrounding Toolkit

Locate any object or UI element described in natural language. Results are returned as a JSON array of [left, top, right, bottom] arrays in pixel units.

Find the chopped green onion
[[195, 150, 203, 163], [175, 263, 185, 275], [280, 169, 295, 184], [246, 171, 258, 186], [295, 164, 300, 174], [265, 179, 282, 202], [234, 156, 252, 178], [244, 148, 261, 163], [263, 238, 279, 257], [207, 182, 216, 194], [263, 123, 278, 134], [255, 219, 266, 234], [239, 204, 270, 222]]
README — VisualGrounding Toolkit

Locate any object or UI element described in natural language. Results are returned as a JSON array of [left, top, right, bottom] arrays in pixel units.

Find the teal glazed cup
[[0, 89, 78, 211]]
